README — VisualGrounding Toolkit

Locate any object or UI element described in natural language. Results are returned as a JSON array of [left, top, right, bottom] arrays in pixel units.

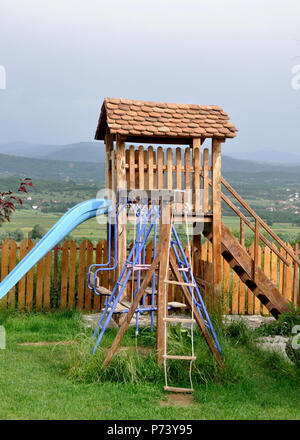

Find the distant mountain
[[0, 141, 106, 163], [0, 153, 105, 183], [2, 141, 299, 166], [226, 150, 300, 165], [0, 149, 299, 187]]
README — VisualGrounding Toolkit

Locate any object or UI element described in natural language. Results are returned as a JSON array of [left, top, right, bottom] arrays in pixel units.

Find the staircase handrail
[[220, 177, 300, 268]]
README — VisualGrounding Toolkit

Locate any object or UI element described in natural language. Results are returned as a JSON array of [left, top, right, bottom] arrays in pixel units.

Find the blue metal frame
[[88, 200, 222, 357]]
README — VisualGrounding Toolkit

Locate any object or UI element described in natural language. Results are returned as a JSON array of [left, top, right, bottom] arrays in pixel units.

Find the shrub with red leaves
[[0, 178, 33, 223]]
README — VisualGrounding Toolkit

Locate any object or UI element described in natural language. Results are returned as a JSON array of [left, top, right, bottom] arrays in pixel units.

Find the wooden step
[[120, 299, 132, 308], [164, 280, 196, 287], [105, 303, 129, 314], [95, 286, 112, 296], [164, 317, 196, 324], [168, 301, 187, 309], [89, 272, 112, 296], [204, 222, 289, 318], [163, 355, 196, 360], [164, 386, 194, 393], [145, 288, 157, 295]]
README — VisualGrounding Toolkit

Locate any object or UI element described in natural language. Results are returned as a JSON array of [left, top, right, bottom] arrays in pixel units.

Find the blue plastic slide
[[0, 198, 112, 300]]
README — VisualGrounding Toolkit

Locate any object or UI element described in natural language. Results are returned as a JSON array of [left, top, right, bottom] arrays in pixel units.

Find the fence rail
[[0, 238, 299, 314]]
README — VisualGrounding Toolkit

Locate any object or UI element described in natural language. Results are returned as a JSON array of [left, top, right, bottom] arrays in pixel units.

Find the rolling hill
[[0, 150, 299, 186], [0, 153, 105, 183], [0, 141, 106, 163]]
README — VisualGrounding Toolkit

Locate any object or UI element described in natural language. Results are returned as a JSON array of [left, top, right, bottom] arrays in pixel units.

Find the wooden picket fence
[[0, 238, 299, 314]]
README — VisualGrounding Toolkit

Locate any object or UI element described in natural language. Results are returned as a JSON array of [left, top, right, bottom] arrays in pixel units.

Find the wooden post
[[116, 135, 127, 288], [192, 138, 202, 262], [105, 132, 114, 191], [212, 138, 222, 295], [156, 201, 172, 365], [203, 148, 209, 213], [105, 132, 115, 289]]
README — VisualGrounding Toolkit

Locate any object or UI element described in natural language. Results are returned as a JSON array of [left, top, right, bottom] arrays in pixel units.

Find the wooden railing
[[122, 145, 213, 213], [220, 177, 300, 292]]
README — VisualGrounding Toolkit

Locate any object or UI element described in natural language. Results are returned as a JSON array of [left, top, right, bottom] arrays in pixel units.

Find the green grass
[[0, 311, 299, 420]]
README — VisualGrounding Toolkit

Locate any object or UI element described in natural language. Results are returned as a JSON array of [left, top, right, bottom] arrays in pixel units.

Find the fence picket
[[8, 240, 17, 308], [0, 237, 299, 315], [247, 244, 254, 314], [263, 247, 271, 315], [43, 251, 51, 311], [77, 240, 86, 309], [68, 240, 77, 309], [0, 239, 9, 308], [85, 240, 94, 311], [232, 271, 239, 314], [60, 241, 69, 309], [35, 257, 44, 311], [254, 245, 262, 315], [18, 240, 28, 310]]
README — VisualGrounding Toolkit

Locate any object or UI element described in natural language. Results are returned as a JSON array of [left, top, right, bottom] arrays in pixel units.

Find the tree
[[29, 224, 46, 240], [0, 178, 33, 223], [11, 229, 24, 242]]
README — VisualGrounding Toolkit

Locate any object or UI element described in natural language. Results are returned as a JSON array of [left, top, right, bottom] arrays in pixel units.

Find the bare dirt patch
[[159, 393, 195, 407]]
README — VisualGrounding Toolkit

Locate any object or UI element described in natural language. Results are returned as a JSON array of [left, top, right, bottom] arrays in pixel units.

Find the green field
[[0, 311, 299, 420], [222, 216, 300, 242], [1, 209, 299, 245]]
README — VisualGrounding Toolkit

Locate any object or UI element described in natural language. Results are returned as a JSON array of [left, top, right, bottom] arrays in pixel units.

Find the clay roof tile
[[95, 98, 237, 141]]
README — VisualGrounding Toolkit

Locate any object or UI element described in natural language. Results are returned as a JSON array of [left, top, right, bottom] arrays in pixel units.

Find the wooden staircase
[[204, 222, 289, 318], [203, 177, 300, 319]]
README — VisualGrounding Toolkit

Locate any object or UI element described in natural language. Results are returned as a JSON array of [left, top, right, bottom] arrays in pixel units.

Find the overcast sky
[[0, 0, 299, 153]]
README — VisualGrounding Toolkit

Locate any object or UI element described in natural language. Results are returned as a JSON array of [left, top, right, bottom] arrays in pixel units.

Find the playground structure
[[0, 97, 300, 392]]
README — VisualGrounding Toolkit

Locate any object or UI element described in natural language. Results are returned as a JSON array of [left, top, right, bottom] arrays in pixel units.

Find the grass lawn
[[0, 311, 299, 420]]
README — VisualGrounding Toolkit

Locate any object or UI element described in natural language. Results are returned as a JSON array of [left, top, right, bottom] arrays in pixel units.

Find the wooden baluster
[[129, 145, 135, 190], [148, 146, 154, 190], [203, 148, 209, 213], [157, 147, 164, 189], [167, 148, 173, 190], [138, 145, 145, 190], [253, 219, 259, 283], [240, 218, 245, 246]]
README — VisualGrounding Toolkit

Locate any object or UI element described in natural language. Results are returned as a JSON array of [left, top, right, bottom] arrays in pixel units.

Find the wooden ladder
[[162, 274, 197, 393]]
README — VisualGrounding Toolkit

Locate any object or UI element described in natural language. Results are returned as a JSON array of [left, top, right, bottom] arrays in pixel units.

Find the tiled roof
[[95, 98, 237, 141]]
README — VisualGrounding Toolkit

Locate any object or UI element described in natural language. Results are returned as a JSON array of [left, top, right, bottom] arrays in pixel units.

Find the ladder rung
[[164, 280, 196, 287], [163, 355, 196, 361], [164, 386, 194, 394], [164, 317, 196, 324]]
